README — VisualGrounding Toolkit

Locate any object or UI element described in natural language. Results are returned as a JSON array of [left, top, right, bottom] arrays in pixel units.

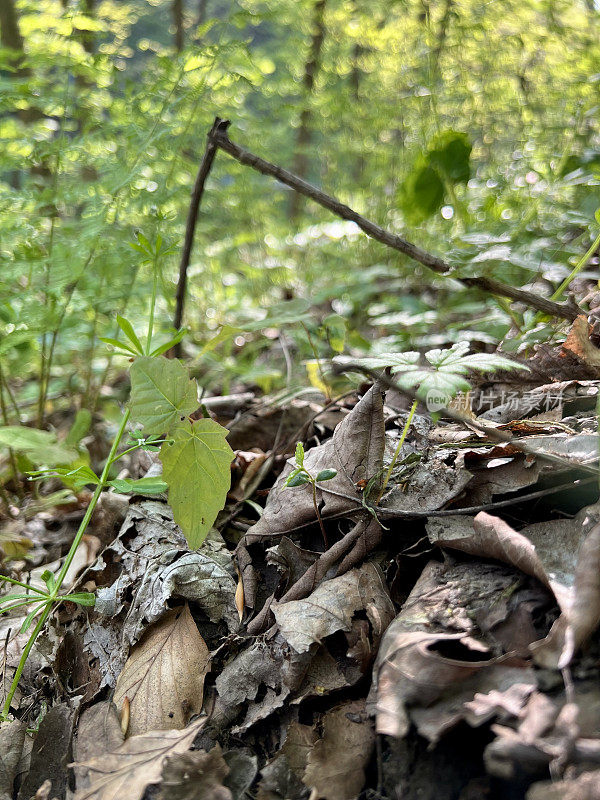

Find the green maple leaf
[[160, 418, 234, 549]]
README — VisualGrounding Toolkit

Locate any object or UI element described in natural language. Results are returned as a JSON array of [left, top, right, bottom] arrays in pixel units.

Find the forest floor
[[3, 317, 600, 800]]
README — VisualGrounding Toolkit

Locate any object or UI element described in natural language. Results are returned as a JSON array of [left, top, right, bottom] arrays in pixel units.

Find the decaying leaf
[[0, 719, 27, 800], [73, 702, 124, 793], [302, 700, 375, 800], [369, 560, 537, 739], [113, 605, 210, 736], [71, 718, 205, 800], [526, 771, 600, 800], [86, 502, 238, 686], [427, 506, 600, 667], [272, 562, 394, 655], [244, 385, 385, 541], [158, 746, 232, 800], [17, 704, 75, 800]]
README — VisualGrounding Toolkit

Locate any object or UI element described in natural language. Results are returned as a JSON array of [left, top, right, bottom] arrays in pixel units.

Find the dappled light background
[[1, 0, 599, 401]]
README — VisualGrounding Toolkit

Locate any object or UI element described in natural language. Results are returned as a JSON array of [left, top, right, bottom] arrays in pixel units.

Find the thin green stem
[[0, 363, 22, 499], [311, 479, 328, 548], [2, 603, 52, 717], [551, 230, 600, 302], [0, 576, 47, 594], [54, 409, 130, 590], [302, 323, 331, 400], [377, 399, 418, 503], [146, 257, 159, 355], [1, 409, 131, 719], [110, 438, 167, 464]]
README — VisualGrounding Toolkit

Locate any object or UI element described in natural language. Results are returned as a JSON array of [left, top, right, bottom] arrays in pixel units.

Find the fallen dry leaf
[[533, 521, 600, 668], [428, 507, 600, 667], [244, 385, 385, 541], [369, 560, 535, 738], [73, 702, 124, 793], [526, 771, 600, 800], [302, 700, 375, 800], [0, 719, 27, 800], [71, 718, 205, 800], [158, 745, 232, 800], [272, 562, 394, 655], [113, 604, 210, 737], [86, 501, 236, 686], [17, 703, 75, 800]]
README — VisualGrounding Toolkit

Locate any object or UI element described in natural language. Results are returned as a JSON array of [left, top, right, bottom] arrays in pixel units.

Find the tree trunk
[[0, 0, 26, 68], [198, 0, 208, 26], [290, 0, 327, 220], [173, 0, 184, 52]]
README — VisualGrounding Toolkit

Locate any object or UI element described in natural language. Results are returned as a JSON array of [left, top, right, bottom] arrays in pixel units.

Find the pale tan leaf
[[73, 702, 124, 793], [114, 605, 210, 737], [302, 700, 375, 800], [0, 719, 27, 800], [71, 718, 205, 800]]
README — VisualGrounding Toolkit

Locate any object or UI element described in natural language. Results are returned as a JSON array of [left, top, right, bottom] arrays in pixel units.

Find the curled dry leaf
[[533, 521, 600, 669], [428, 507, 600, 667], [113, 604, 210, 737], [302, 700, 375, 800], [369, 560, 535, 739], [86, 501, 237, 686], [272, 562, 394, 655], [243, 385, 385, 542], [71, 718, 205, 800]]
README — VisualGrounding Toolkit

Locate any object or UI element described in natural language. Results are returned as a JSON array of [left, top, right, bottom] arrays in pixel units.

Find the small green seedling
[[283, 442, 337, 547], [347, 342, 528, 501]]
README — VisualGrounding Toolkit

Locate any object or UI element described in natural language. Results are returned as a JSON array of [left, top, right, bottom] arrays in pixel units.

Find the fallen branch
[[208, 117, 580, 322], [172, 117, 226, 355]]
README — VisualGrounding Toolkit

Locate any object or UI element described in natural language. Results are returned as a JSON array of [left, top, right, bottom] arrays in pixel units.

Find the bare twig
[[207, 118, 580, 321], [172, 118, 229, 355]]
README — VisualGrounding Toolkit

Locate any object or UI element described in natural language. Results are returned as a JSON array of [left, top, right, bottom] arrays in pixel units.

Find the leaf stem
[[377, 399, 418, 503], [146, 255, 159, 355], [312, 479, 328, 548], [551, 230, 600, 302]]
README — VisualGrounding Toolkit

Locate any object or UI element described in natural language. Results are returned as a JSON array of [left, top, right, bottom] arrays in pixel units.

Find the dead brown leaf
[[428, 507, 600, 667], [244, 386, 385, 542], [113, 605, 210, 737], [158, 746, 232, 800], [71, 718, 205, 800], [302, 700, 375, 800], [533, 521, 600, 668], [73, 702, 124, 793], [526, 771, 600, 800], [369, 560, 536, 739], [0, 719, 27, 800], [272, 562, 394, 655]]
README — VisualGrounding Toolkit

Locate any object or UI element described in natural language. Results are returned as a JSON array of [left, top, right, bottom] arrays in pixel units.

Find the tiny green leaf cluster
[[283, 441, 337, 489]]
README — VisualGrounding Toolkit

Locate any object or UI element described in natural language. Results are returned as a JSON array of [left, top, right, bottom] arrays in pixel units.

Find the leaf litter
[[4, 323, 600, 798]]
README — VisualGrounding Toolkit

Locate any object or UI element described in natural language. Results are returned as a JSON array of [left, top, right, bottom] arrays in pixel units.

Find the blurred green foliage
[[1, 0, 600, 412]]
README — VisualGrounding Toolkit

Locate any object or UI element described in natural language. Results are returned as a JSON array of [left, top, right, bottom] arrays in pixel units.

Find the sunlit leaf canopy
[[1, 0, 599, 401]]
